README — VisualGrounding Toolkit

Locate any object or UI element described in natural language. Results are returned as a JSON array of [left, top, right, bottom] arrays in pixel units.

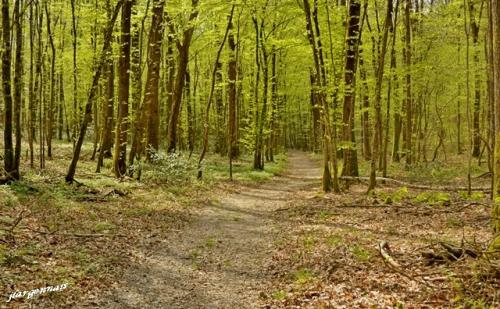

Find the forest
[[0, 0, 499, 307]]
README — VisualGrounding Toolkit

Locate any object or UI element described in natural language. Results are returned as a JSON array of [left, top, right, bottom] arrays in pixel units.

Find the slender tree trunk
[[29, 2, 36, 168], [39, 11, 45, 170], [359, 51, 371, 160], [45, 3, 56, 159], [127, 0, 147, 169], [144, 0, 165, 158], [342, 0, 362, 177], [464, 0, 473, 194], [383, 0, 399, 178], [368, 0, 393, 191], [167, 0, 199, 153], [215, 61, 225, 155], [228, 17, 238, 179], [197, 5, 235, 179], [13, 0, 23, 179], [96, 57, 115, 172], [309, 70, 321, 153], [186, 71, 194, 154], [71, 0, 79, 143], [66, 0, 123, 183], [113, 0, 133, 177], [2, 0, 16, 180], [490, 0, 500, 233], [470, 1, 481, 158], [228, 17, 238, 161], [404, 0, 413, 166]]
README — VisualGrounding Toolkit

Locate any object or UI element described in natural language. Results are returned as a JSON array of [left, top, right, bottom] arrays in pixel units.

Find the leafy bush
[[141, 152, 196, 184], [413, 191, 451, 206]]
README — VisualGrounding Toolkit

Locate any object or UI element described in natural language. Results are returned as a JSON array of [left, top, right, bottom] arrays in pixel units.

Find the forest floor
[[1, 147, 499, 308]]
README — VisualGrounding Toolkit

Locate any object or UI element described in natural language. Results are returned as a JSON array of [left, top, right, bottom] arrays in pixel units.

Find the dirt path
[[97, 151, 320, 308]]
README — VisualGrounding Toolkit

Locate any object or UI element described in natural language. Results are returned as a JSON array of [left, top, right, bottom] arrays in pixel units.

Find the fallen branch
[[440, 242, 479, 260], [340, 176, 491, 192], [379, 241, 437, 289], [379, 241, 400, 268]]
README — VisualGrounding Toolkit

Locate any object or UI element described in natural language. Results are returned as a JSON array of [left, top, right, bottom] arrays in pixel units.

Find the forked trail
[[98, 151, 320, 308]]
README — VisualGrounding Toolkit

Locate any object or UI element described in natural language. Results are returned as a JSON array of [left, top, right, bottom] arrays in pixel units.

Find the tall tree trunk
[[38, 6, 45, 170], [144, 0, 165, 158], [2, 0, 16, 180], [71, 0, 79, 143], [215, 61, 225, 155], [369, 0, 393, 191], [491, 0, 500, 233], [28, 2, 36, 168], [359, 51, 371, 161], [383, 0, 399, 177], [186, 70, 195, 154], [45, 3, 56, 159], [470, 1, 481, 157], [13, 0, 23, 179], [309, 70, 321, 152], [268, 48, 278, 162], [113, 0, 132, 177], [228, 17, 238, 178], [127, 0, 148, 169], [96, 56, 115, 172], [342, 0, 362, 177], [403, 0, 413, 166]]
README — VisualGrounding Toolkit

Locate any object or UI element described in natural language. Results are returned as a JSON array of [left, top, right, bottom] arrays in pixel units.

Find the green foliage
[[0, 186, 20, 208], [272, 290, 287, 301], [413, 191, 451, 206], [351, 245, 372, 262], [325, 234, 342, 247], [301, 234, 316, 250], [293, 268, 314, 285], [142, 152, 196, 184], [458, 191, 486, 201]]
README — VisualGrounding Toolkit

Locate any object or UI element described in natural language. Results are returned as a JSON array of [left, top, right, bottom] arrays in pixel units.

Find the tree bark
[[144, 0, 165, 158], [45, 3, 56, 159], [491, 0, 500, 233], [96, 56, 115, 172], [342, 0, 362, 177], [13, 0, 23, 179], [228, 17, 238, 162], [71, 0, 79, 142], [2, 0, 16, 180], [368, 0, 393, 191], [113, 0, 133, 177], [403, 0, 413, 166]]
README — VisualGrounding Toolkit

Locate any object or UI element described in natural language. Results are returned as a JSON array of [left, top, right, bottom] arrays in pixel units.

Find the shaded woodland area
[[1, 0, 500, 307]]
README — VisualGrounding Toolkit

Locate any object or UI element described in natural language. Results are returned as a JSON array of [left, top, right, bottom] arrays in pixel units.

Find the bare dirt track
[[95, 151, 320, 309]]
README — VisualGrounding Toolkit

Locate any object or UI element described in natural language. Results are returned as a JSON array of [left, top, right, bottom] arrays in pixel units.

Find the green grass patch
[[272, 290, 287, 300], [351, 245, 372, 262], [325, 234, 342, 247], [293, 268, 314, 285]]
